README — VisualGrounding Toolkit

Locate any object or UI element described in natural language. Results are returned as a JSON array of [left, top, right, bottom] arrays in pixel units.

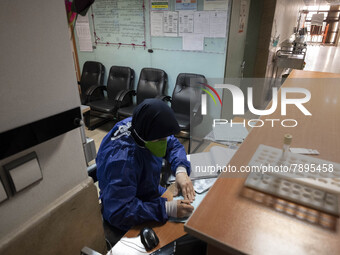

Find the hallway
[[304, 45, 340, 73]]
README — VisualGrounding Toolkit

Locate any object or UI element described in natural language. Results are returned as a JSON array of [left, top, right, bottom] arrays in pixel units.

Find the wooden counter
[[185, 70, 340, 255]]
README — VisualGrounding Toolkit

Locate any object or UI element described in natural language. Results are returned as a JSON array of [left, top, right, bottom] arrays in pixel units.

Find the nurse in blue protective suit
[[97, 99, 195, 231]]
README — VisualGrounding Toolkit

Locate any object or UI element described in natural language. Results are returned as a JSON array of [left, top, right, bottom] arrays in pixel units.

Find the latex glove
[[176, 172, 195, 202], [177, 200, 194, 218], [165, 200, 194, 218]]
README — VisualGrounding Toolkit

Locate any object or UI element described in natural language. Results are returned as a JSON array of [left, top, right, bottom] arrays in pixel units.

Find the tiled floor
[[304, 45, 340, 73], [85, 121, 115, 153]]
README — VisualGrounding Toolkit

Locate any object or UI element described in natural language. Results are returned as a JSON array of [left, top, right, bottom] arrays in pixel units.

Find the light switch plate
[[4, 152, 42, 193], [0, 178, 8, 203]]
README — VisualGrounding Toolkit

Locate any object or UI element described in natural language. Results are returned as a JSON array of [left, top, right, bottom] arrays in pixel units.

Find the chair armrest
[[117, 89, 136, 102], [84, 85, 106, 103], [86, 85, 107, 96], [156, 95, 171, 102], [114, 89, 136, 108]]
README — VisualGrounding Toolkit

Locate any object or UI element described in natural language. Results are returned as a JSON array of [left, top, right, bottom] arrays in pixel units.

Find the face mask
[[145, 139, 167, 157]]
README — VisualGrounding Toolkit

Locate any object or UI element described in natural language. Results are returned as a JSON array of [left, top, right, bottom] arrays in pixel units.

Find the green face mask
[[145, 139, 167, 157]]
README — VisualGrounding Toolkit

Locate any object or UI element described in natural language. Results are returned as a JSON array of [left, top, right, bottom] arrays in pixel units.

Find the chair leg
[[87, 110, 118, 131]]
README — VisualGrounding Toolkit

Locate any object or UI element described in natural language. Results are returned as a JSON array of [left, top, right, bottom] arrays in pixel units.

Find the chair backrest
[[107, 66, 135, 100], [80, 61, 105, 95], [171, 73, 207, 116], [136, 68, 167, 105]]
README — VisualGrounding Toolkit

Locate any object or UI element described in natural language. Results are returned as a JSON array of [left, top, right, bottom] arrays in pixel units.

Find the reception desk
[[185, 70, 340, 255]]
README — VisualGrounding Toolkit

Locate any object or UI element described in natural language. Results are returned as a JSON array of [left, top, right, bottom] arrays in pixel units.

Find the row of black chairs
[[79, 61, 207, 144]]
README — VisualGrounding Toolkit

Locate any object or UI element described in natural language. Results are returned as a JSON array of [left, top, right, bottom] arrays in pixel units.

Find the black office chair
[[78, 61, 105, 105], [170, 73, 207, 153], [86, 66, 135, 130], [117, 68, 168, 118]]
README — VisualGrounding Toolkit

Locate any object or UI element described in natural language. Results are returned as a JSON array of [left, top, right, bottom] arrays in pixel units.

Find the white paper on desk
[[204, 130, 234, 146], [76, 15, 93, 52], [213, 123, 248, 142], [163, 11, 178, 37], [209, 11, 227, 37], [182, 33, 204, 51], [169, 192, 207, 223], [190, 146, 236, 180], [151, 11, 164, 37], [168, 146, 236, 182], [107, 236, 148, 255], [193, 177, 217, 194], [194, 11, 210, 37], [179, 11, 194, 36]]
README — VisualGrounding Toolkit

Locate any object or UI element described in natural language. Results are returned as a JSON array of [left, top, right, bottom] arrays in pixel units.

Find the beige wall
[[225, 0, 251, 78], [253, 0, 277, 78]]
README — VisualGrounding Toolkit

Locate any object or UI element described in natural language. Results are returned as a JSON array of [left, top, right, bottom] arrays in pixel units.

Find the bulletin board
[[91, 0, 146, 47], [89, 0, 230, 53], [149, 0, 231, 54]]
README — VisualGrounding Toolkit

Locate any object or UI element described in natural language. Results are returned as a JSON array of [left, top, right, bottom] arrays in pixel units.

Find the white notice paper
[[194, 11, 210, 37], [183, 33, 204, 51], [209, 11, 227, 37], [204, 0, 228, 11], [204, 0, 229, 11], [76, 15, 92, 52], [163, 11, 178, 37], [151, 11, 164, 36], [179, 11, 194, 36]]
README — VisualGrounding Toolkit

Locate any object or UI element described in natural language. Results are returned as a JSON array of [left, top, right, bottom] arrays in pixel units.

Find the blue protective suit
[[96, 117, 190, 231]]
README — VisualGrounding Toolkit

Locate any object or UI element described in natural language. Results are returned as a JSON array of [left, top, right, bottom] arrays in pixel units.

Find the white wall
[[0, 0, 88, 241]]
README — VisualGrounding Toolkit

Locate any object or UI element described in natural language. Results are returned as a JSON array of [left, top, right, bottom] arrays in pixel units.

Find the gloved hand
[[176, 200, 194, 218], [176, 172, 195, 202], [165, 200, 194, 218]]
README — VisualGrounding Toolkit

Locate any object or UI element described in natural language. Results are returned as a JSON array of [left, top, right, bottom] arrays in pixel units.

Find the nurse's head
[[130, 99, 180, 157]]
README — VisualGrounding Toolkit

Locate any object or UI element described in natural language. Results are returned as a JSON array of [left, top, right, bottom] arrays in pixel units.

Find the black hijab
[[129, 99, 180, 146]]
